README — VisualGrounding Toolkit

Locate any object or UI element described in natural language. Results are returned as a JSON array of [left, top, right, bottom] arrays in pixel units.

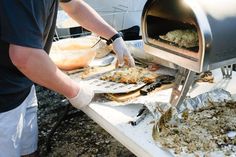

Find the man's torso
[[0, 0, 59, 112]]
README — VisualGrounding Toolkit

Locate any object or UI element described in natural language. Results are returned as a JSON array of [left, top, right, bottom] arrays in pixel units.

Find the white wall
[[85, 0, 147, 30], [56, 0, 147, 37], [57, 0, 147, 29]]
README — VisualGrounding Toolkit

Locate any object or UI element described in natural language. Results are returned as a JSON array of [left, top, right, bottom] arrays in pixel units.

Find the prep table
[[55, 3, 236, 156], [70, 69, 236, 157]]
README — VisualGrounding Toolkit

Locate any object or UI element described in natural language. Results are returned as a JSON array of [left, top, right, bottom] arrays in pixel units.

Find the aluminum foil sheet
[[143, 88, 232, 119], [178, 88, 232, 113]]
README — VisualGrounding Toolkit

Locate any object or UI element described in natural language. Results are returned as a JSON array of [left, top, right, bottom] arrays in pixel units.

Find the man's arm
[[60, 0, 135, 67], [60, 0, 117, 40], [9, 44, 79, 99], [10, 44, 94, 109]]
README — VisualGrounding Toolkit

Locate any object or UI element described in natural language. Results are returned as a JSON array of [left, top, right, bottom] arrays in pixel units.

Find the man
[[0, 0, 135, 156]]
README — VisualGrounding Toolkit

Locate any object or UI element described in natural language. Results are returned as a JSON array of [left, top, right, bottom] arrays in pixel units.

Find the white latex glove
[[68, 83, 94, 109], [112, 37, 135, 67]]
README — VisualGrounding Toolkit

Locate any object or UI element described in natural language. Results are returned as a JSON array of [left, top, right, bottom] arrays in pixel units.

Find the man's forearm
[[9, 45, 79, 98], [60, 0, 117, 39]]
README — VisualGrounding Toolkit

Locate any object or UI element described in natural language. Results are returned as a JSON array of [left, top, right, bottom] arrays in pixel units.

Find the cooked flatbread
[[159, 29, 198, 48], [100, 67, 157, 84]]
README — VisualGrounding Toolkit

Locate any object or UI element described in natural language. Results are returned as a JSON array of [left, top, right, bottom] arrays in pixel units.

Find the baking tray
[[81, 64, 177, 94], [83, 71, 146, 94], [84, 78, 146, 94]]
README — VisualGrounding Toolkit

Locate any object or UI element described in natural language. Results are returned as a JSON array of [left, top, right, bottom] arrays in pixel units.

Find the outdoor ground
[[36, 85, 136, 157]]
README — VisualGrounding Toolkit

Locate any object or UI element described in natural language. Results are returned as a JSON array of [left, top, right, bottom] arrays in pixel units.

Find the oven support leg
[[221, 65, 233, 79], [170, 68, 196, 110]]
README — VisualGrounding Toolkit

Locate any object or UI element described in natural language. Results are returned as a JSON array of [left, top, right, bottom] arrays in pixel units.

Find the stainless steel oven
[[141, 0, 236, 107], [141, 0, 236, 73]]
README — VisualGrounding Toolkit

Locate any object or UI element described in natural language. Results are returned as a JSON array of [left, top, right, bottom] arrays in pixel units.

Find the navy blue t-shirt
[[0, 0, 71, 112]]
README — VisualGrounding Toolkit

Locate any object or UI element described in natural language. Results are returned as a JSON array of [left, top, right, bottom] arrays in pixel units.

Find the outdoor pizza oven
[[141, 0, 236, 72]]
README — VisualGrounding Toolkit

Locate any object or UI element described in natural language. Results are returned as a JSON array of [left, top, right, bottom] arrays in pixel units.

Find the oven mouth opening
[[145, 16, 201, 61], [158, 38, 199, 52]]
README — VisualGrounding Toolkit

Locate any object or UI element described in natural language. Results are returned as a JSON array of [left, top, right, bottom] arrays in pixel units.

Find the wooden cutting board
[[106, 83, 174, 102]]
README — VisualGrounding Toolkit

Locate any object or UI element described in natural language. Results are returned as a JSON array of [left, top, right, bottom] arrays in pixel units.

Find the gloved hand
[[112, 37, 135, 67], [68, 83, 94, 109]]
